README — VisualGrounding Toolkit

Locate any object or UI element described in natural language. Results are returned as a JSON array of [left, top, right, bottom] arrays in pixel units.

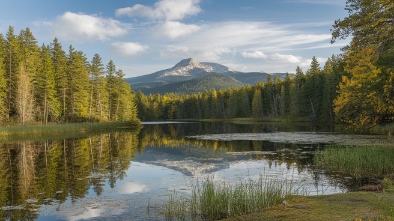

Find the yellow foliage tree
[[334, 48, 394, 131]]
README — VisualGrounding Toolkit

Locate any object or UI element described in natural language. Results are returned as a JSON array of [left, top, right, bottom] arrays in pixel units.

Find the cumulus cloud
[[111, 42, 148, 57], [154, 21, 201, 38], [45, 12, 128, 42], [270, 53, 302, 63], [241, 51, 268, 59], [116, 0, 201, 21]]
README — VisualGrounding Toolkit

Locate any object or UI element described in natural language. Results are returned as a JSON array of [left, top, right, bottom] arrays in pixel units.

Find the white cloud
[[165, 45, 231, 61], [270, 53, 302, 63], [242, 51, 301, 63], [241, 51, 268, 59], [160, 21, 332, 62], [45, 12, 128, 42], [111, 42, 148, 57], [116, 0, 201, 21], [154, 21, 201, 38]]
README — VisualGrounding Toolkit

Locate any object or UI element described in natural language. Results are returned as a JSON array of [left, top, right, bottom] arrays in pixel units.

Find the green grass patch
[[163, 176, 295, 221], [314, 145, 394, 178], [220, 192, 394, 221], [371, 123, 394, 136], [0, 121, 141, 143]]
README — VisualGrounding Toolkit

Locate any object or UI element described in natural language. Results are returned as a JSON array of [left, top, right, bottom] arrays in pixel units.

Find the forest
[[0, 27, 139, 125]]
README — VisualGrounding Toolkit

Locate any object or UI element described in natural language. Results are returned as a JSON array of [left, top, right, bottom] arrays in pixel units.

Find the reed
[[314, 145, 394, 178], [164, 176, 294, 221]]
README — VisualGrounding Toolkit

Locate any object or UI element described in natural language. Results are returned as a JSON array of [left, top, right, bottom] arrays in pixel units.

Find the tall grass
[[164, 176, 294, 221], [314, 145, 394, 178]]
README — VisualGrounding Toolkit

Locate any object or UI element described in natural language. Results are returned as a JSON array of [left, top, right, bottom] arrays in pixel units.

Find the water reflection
[[0, 122, 350, 220]]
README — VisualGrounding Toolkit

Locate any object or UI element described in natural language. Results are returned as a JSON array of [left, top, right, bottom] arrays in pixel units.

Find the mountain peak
[[173, 58, 199, 68]]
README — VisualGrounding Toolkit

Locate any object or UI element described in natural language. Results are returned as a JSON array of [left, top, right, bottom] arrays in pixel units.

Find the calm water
[[0, 121, 371, 220]]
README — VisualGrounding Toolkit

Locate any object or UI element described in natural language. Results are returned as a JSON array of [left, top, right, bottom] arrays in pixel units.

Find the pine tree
[[302, 57, 322, 119], [36, 44, 60, 123], [67, 46, 90, 120], [106, 60, 116, 121], [251, 89, 263, 118], [89, 54, 108, 121], [0, 34, 8, 123], [50, 38, 68, 119], [4, 26, 21, 119]]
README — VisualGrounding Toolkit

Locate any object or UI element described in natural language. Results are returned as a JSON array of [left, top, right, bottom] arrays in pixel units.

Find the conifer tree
[[302, 57, 322, 119], [106, 60, 116, 121], [89, 54, 108, 121], [50, 38, 68, 119], [4, 26, 21, 118], [67, 46, 90, 120], [251, 89, 263, 118], [0, 34, 7, 123], [36, 44, 60, 123]]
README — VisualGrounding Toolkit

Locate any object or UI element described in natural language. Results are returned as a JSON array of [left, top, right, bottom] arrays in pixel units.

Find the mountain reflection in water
[[0, 122, 350, 220]]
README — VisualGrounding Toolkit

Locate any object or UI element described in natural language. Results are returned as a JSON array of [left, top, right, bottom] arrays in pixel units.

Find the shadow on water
[[0, 121, 388, 220]]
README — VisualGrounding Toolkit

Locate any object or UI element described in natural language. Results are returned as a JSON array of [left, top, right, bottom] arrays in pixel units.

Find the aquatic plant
[[314, 145, 394, 178], [163, 176, 294, 221]]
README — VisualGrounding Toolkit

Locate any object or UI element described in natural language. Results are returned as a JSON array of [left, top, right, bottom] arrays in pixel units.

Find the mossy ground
[[219, 191, 394, 221]]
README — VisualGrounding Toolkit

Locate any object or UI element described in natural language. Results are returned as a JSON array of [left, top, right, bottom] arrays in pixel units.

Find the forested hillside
[[0, 27, 139, 125], [144, 73, 245, 94], [136, 56, 344, 122]]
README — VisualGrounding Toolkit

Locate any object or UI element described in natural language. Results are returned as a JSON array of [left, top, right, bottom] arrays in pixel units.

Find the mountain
[[145, 73, 244, 94], [126, 58, 290, 94]]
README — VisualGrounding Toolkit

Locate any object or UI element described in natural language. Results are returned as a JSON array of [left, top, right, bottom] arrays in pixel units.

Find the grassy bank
[[314, 145, 394, 179], [0, 121, 141, 142], [219, 191, 394, 221], [164, 177, 295, 221]]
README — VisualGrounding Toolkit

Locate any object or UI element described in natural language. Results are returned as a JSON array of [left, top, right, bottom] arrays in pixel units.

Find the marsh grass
[[371, 123, 394, 136], [164, 176, 294, 221], [314, 145, 394, 178], [0, 121, 140, 142]]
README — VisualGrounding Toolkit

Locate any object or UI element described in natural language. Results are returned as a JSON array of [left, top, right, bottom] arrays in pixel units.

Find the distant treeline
[[136, 56, 343, 122], [0, 26, 139, 125]]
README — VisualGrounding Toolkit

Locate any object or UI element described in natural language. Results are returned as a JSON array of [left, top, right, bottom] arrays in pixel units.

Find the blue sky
[[0, 0, 349, 78]]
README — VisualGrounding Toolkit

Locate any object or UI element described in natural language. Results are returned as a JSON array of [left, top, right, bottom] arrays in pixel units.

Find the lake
[[0, 121, 388, 221]]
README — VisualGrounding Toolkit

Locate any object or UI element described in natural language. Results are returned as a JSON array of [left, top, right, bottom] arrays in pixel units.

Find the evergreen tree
[[0, 34, 7, 123], [89, 54, 108, 121], [67, 46, 90, 120], [302, 57, 323, 119], [4, 26, 21, 119], [106, 60, 116, 121], [251, 89, 263, 118], [50, 38, 68, 119], [36, 44, 60, 123]]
